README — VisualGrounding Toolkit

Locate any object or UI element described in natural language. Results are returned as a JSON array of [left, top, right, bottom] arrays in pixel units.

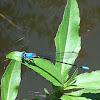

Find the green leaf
[[1, 60, 21, 100], [6, 51, 22, 62], [67, 89, 100, 96], [65, 71, 100, 90], [60, 95, 91, 100], [26, 58, 64, 86], [55, 0, 81, 82], [65, 89, 100, 100], [64, 68, 78, 87], [44, 88, 49, 97], [7, 51, 64, 86]]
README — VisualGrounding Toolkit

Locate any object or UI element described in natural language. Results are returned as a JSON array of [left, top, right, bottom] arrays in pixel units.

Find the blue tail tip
[[82, 66, 89, 70]]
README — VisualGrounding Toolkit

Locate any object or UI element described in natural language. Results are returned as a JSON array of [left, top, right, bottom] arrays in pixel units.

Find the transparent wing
[[55, 52, 78, 61], [39, 52, 78, 62]]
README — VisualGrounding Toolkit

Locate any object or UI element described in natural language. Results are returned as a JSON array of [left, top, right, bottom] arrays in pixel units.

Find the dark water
[[0, 0, 100, 99]]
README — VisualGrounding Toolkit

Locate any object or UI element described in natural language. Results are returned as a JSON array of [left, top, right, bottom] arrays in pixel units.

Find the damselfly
[[21, 51, 89, 70]]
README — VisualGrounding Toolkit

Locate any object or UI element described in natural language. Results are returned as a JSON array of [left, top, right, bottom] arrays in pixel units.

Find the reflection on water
[[0, 0, 100, 99], [80, 9, 94, 35]]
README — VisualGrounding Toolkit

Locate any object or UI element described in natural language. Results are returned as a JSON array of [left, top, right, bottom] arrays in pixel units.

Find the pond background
[[0, 0, 100, 100]]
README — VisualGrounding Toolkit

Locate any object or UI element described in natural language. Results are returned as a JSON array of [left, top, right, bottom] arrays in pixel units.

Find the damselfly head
[[21, 51, 25, 58]]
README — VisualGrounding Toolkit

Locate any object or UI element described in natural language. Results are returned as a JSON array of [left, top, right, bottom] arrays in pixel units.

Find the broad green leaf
[[60, 95, 91, 100], [6, 51, 22, 62], [64, 68, 78, 87], [55, 0, 81, 82], [67, 89, 100, 96], [65, 89, 100, 100], [7, 51, 64, 86], [25, 58, 64, 86], [65, 71, 100, 90], [1, 60, 21, 100]]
